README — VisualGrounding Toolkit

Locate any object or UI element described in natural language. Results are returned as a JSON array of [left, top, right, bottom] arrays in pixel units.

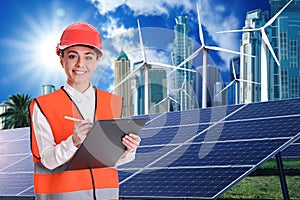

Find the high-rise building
[[113, 50, 132, 117], [193, 65, 224, 107], [0, 102, 8, 129], [131, 61, 168, 115], [172, 16, 194, 111], [227, 56, 240, 105], [270, 0, 300, 100], [149, 68, 167, 114], [41, 85, 55, 95], [240, 9, 269, 103]]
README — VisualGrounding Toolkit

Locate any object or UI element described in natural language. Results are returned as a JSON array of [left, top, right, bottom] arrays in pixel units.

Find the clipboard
[[66, 117, 149, 171]]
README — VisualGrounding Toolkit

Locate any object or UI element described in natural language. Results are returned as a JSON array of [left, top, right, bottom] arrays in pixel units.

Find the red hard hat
[[56, 22, 103, 56]]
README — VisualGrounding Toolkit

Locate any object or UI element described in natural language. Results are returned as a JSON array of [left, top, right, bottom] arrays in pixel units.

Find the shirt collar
[[63, 83, 95, 103]]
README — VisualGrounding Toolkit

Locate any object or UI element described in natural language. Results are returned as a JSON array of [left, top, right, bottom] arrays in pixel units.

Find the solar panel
[[118, 98, 300, 199], [0, 98, 300, 199], [281, 138, 300, 159], [0, 127, 33, 197]]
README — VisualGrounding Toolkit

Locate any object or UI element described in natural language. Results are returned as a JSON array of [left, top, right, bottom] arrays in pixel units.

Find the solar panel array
[[118, 98, 300, 199], [0, 98, 300, 199], [0, 127, 33, 197]]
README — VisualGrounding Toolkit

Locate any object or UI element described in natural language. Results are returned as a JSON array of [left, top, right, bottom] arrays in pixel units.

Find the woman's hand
[[72, 119, 93, 147], [122, 133, 141, 152]]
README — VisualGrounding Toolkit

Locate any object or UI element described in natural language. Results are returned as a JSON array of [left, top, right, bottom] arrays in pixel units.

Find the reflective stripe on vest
[[29, 87, 122, 198], [35, 188, 119, 200]]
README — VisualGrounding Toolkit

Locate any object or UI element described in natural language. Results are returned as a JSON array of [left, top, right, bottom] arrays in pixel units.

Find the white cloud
[[89, 0, 195, 16], [199, 0, 241, 71]]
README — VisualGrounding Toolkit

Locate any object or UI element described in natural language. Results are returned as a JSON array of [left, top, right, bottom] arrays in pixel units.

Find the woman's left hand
[[122, 133, 141, 152]]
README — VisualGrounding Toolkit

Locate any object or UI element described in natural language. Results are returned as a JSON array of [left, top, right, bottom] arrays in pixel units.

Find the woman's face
[[60, 45, 100, 91]]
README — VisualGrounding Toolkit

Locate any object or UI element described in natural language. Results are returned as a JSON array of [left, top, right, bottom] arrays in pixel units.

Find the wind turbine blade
[[236, 79, 260, 85], [147, 61, 197, 73], [207, 46, 255, 58], [181, 77, 186, 89], [137, 19, 147, 62], [216, 29, 257, 34], [110, 61, 145, 92], [169, 96, 179, 104], [182, 89, 193, 100], [232, 60, 237, 80], [177, 46, 204, 68], [153, 97, 168, 107], [261, 30, 280, 66], [197, 3, 205, 45], [217, 81, 234, 95], [264, 0, 293, 28]]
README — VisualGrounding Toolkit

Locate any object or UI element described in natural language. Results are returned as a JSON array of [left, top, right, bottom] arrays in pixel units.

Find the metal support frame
[[275, 152, 290, 200]]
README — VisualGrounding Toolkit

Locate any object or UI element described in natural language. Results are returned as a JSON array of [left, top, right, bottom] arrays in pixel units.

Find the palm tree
[[0, 93, 33, 129]]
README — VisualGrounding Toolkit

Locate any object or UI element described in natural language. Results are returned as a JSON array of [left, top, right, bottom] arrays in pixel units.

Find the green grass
[[220, 159, 300, 199], [221, 176, 300, 200], [259, 159, 300, 170]]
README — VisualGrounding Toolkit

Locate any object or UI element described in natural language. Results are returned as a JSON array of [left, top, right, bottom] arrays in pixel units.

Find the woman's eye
[[68, 55, 76, 59], [86, 56, 93, 61]]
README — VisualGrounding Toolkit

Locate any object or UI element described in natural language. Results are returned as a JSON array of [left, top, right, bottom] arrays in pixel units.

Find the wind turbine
[[150, 95, 179, 113], [177, 3, 255, 108], [217, 0, 293, 102], [111, 20, 196, 115], [217, 60, 260, 105], [173, 76, 194, 110]]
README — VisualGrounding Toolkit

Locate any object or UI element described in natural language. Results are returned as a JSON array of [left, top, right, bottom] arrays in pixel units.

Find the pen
[[64, 116, 82, 122], [64, 116, 94, 125]]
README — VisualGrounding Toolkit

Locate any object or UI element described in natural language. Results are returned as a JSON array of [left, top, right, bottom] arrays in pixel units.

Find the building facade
[[113, 50, 132, 117], [270, 0, 300, 100], [194, 65, 224, 107], [149, 69, 168, 114], [172, 16, 194, 111], [240, 9, 270, 104], [227, 56, 241, 105], [41, 85, 55, 95]]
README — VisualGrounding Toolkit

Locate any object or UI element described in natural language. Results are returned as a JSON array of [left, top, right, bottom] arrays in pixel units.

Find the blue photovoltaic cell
[[225, 98, 300, 121], [139, 124, 209, 146], [0, 139, 30, 156], [120, 167, 251, 198], [0, 154, 25, 171], [193, 116, 300, 143], [151, 139, 289, 168], [118, 170, 138, 182], [119, 146, 176, 169], [0, 128, 29, 141], [282, 143, 300, 158], [0, 173, 33, 196], [146, 104, 243, 128], [18, 186, 34, 196], [1, 156, 33, 173]]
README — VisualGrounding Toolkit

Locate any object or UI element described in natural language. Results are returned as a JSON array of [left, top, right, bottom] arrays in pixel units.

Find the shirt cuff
[[66, 135, 78, 154]]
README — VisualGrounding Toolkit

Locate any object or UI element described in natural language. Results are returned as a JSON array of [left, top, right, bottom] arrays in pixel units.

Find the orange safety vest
[[29, 87, 122, 199]]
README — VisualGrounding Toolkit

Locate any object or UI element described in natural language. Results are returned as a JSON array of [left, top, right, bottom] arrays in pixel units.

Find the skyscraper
[[240, 9, 269, 103], [113, 50, 132, 117], [172, 16, 194, 111], [270, 0, 300, 100], [149, 68, 167, 113], [227, 56, 240, 105], [41, 85, 55, 95], [194, 65, 223, 107]]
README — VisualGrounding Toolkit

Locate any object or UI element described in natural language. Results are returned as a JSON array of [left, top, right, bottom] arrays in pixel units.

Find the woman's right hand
[[72, 119, 93, 147]]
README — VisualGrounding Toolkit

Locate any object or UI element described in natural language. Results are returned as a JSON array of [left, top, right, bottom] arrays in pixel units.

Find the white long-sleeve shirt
[[32, 83, 135, 170]]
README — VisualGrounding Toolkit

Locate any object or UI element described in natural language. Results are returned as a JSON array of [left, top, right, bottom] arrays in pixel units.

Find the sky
[[0, 0, 270, 103]]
